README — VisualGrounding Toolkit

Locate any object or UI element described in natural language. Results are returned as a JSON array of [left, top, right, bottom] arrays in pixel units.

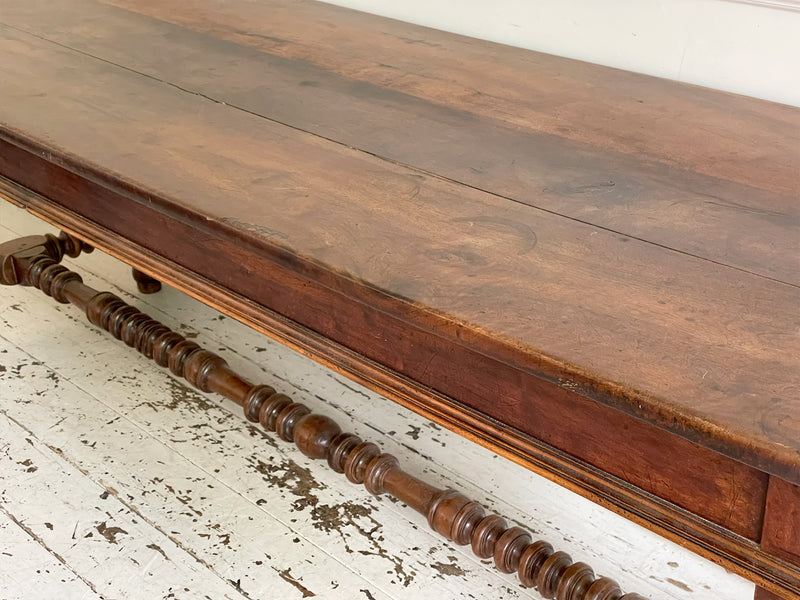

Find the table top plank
[[5, 0, 797, 284], [0, 2, 799, 482]]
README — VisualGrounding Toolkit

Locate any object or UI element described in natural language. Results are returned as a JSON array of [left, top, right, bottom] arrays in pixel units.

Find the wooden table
[[1, 1, 798, 597]]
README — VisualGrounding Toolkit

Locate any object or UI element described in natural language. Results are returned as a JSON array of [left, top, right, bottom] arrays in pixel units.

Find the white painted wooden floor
[[0, 204, 752, 599]]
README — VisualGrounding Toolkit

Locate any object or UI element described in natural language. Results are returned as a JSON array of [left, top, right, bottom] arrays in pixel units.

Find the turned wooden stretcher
[[1, 1, 798, 598]]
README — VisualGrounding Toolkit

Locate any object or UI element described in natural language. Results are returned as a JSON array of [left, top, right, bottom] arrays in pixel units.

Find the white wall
[[322, 0, 800, 107]]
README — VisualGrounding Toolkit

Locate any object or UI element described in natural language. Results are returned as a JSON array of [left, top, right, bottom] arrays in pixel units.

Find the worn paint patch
[[250, 456, 323, 511], [95, 521, 128, 544], [276, 567, 315, 598], [430, 557, 467, 578], [146, 543, 169, 561], [666, 578, 693, 592], [310, 500, 416, 587]]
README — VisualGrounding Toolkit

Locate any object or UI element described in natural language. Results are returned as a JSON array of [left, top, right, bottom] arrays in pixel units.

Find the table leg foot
[[132, 268, 162, 294]]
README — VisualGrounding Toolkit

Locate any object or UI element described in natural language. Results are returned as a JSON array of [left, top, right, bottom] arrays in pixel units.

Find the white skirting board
[[0, 203, 753, 599]]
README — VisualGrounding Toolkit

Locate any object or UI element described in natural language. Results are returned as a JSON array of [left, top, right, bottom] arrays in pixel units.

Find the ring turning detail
[[0, 231, 647, 600]]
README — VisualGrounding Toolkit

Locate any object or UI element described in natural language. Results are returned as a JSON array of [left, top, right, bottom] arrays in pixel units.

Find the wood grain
[[0, 140, 773, 540], [0, 20, 797, 486], [0, 412, 255, 600], [6, 191, 793, 594], [754, 588, 785, 600], [0, 231, 655, 598], [0, 510, 105, 600], [1, 3, 799, 595], [3, 0, 798, 283], [3, 206, 753, 600], [761, 477, 800, 561]]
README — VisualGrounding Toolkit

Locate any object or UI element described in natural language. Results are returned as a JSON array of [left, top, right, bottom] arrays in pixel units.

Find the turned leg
[[132, 267, 162, 294]]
